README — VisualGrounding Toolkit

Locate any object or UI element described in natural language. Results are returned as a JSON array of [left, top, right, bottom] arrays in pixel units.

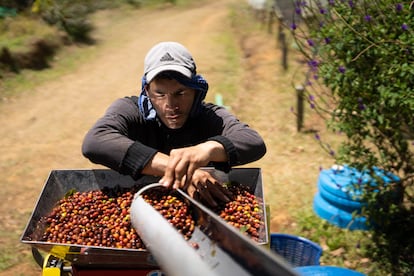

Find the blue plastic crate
[[270, 233, 323, 267]]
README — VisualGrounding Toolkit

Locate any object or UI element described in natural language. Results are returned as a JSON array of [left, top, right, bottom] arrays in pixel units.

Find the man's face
[[147, 77, 196, 129]]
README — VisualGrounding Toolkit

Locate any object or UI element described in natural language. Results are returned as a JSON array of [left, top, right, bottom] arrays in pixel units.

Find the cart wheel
[[32, 247, 44, 268]]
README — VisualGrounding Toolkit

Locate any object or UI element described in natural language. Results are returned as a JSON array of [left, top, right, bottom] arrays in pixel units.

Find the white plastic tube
[[130, 184, 217, 276]]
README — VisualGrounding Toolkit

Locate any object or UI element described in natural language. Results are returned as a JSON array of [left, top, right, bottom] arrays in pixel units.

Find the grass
[[0, 16, 58, 51], [0, 43, 100, 100], [292, 209, 379, 274], [207, 33, 241, 103]]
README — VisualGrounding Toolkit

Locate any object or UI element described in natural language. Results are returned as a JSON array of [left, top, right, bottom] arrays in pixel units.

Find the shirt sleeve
[[203, 104, 267, 166], [81, 97, 157, 179]]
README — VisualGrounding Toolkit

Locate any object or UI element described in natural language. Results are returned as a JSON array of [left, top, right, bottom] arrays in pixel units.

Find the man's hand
[[145, 141, 230, 207], [159, 141, 227, 189], [184, 169, 232, 207]]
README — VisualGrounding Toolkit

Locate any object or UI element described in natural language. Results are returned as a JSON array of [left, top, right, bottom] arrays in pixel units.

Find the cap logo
[[160, 52, 174, 62]]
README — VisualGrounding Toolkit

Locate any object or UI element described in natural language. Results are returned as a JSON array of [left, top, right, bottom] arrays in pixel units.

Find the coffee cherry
[[215, 183, 265, 242]]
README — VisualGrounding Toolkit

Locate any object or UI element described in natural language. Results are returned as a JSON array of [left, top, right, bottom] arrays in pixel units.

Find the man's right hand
[[184, 169, 232, 208]]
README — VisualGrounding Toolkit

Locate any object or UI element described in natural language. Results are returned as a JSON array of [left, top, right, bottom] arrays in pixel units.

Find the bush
[[32, 0, 97, 43], [0, 15, 62, 74], [290, 0, 414, 274]]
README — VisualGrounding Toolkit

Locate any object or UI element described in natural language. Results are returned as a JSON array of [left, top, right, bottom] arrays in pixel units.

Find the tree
[[290, 0, 414, 273]]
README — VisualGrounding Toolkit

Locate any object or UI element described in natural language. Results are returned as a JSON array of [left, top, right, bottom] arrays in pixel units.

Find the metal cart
[[21, 168, 298, 276]]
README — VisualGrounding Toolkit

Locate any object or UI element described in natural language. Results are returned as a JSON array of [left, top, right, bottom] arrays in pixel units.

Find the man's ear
[[144, 84, 150, 94]]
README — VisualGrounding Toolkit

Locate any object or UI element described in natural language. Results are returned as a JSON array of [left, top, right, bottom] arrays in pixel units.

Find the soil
[[0, 1, 333, 275]]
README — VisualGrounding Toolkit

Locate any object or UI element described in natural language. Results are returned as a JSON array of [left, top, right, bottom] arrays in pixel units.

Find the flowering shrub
[[290, 0, 414, 273]]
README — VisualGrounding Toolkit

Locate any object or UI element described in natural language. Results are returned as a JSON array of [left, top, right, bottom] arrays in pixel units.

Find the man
[[82, 41, 266, 207]]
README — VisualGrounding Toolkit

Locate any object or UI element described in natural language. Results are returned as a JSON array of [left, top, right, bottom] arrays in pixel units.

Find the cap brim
[[146, 65, 192, 83]]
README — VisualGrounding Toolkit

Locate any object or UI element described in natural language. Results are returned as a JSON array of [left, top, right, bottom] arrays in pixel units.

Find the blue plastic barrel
[[313, 165, 399, 230], [317, 165, 399, 201], [318, 181, 364, 213], [313, 193, 368, 230]]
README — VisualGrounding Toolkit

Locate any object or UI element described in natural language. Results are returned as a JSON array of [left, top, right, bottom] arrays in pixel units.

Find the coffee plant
[[289, 0, 414, 273]]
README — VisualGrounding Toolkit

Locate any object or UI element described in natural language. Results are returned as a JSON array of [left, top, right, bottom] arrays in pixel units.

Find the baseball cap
[[144, 41, 196, 83]]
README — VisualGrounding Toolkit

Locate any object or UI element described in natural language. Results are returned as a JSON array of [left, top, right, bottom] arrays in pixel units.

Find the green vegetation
[[0, 16, 57, 51], [289, 0, 414, 274], [234, 1, 414, 274], [293, 209, 380, 274]]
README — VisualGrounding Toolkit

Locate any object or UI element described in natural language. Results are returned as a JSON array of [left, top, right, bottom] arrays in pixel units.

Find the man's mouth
[[166, 113, 180, 120]]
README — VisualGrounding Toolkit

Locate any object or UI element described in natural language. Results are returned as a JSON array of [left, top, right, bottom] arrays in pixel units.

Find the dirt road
[[0, 1, 332, 274]]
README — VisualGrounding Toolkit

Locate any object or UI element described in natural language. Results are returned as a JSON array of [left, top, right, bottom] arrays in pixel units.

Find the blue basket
[[270, 233, 323, 267]]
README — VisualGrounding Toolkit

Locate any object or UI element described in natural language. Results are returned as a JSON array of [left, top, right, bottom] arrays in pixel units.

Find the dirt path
[[0, 1, 247, 274], [0, 1, 333, 274]]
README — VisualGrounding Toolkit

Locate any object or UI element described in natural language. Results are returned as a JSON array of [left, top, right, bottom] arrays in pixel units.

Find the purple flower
[[313, 74, 319, 80], [364, 15, 371, 22], [320, 8, 326, 14], [396, 3, 403, 12], [328, 0, 335, 5], [309, 94, 316, 109], [308, 59, 319, 69], [358, 99, 366, 110], [329, 150, 335, 156], [324, 37, 331, 44], [338, 66, 346, 73], [295, 7, 302, 15], [315, 133, 321, 140], [348, 0, 354, 8], [307, 39, 315, 47], [291, 23, 297, 30], [402, 23, 409, 31]]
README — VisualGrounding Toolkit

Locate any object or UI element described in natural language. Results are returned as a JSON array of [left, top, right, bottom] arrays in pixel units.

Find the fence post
[[267, 4, 276, 34], [276, 14, 288, 71], [280, 30, 288, 71], [296, 85, 305, 132]]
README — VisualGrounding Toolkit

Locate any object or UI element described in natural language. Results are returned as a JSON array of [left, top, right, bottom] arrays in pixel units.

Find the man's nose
[[166, 94, 179, 108]]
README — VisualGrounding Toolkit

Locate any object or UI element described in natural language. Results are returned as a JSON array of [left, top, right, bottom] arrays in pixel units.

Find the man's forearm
[[141, 151, 169, 176]]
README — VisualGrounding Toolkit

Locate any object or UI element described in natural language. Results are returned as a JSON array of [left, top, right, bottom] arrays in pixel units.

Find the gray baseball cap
[[144, 41, 196, 82]]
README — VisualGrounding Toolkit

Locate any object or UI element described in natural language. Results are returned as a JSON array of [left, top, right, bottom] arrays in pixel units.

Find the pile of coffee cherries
[[40, 186, 195, 249], [41, 189, 143, 249], [40, 182, 265, 248], [141, 187, 195, 240], [217, 183, 265, 242]]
